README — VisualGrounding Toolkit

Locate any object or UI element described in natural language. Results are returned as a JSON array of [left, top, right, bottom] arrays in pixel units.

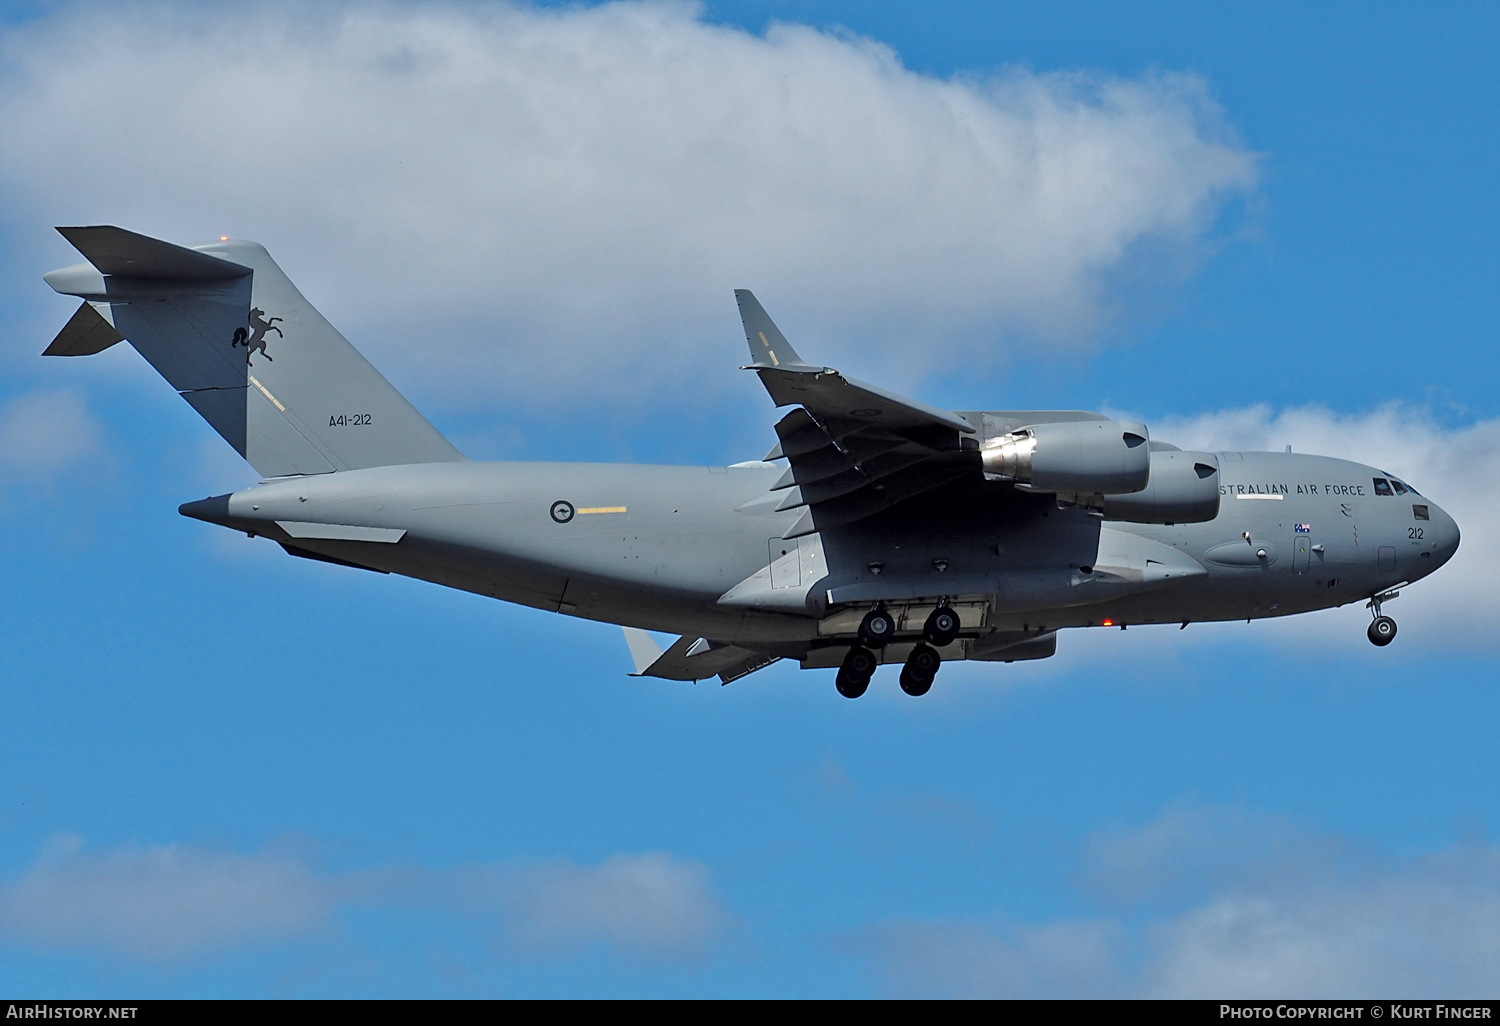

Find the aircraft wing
[[735, 290, 980, 539]]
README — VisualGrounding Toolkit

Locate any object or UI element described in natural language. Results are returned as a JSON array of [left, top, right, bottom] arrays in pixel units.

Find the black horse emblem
[[230, 308, 283, 365]]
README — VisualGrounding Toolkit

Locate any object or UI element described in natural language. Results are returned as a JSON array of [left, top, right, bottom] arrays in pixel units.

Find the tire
[[859, 608, 896, 647], [836, 670, 870, 699], [1368, 615, 1397, 647], [900, 644, 940, 697], [899, 668, 932, 697], [923, 607, 960, 646], [837, 646, 877, 699]]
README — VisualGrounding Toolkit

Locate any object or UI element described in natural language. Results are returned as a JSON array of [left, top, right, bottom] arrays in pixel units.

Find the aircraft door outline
[[1292, 528, 1311, 573]]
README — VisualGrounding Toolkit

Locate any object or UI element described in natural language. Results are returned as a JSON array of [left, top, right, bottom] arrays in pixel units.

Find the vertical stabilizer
[[44, 226, 464, 477]]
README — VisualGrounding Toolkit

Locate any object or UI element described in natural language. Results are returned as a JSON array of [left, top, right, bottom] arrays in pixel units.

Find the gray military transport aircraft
[[43, 227, 1460, 698]]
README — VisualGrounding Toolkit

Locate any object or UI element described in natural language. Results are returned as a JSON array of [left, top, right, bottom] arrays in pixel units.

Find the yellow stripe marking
[[577, 506, 627, 515], [248, 374, 285, 412]]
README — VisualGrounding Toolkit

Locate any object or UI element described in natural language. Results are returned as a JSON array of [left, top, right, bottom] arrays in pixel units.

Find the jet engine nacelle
[[981, 419, 1151, 494], [1100, 450, 1221, 524]]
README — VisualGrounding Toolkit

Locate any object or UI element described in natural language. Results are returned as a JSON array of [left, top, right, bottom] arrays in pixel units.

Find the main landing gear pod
[[837, 604, 959, 698]]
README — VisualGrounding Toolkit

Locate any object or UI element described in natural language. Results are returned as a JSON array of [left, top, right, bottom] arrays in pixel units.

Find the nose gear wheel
[[1365, 585, 1403, 647]]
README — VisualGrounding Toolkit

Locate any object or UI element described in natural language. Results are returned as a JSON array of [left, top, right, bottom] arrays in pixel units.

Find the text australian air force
[[1220, 482, 1368, 496]]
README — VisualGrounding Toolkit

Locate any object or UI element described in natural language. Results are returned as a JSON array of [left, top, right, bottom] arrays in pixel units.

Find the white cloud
[[455, 851, 729, 961], [0, 836, 337, 962], [0, 1, 1257, 408], [0, 837, 727, 967], [841, 807, 1500, 998], [1152, 405, 1500, 646], [1146, 853, 1500, 998], [838, 917, 1123, 999], [0, 388, 100, 481]]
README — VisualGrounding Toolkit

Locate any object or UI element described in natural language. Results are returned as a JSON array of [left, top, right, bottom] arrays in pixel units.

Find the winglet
[[734, 290, 817, 370], [622, 627, 664, 676]]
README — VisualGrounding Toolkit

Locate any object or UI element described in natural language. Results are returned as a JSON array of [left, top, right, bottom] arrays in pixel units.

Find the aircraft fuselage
[[183, 449, 1459, 667]]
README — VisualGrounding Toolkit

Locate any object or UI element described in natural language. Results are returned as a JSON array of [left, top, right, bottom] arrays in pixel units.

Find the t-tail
[[42, 226, 464, 477]]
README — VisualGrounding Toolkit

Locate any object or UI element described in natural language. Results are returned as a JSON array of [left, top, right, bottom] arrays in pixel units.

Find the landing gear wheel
[[1368, 615, 1397, 647], [837, 646, 877, 699], [858, 607, 896, 648], [899, 644, 940, 697], [923, 606, 960, 647]]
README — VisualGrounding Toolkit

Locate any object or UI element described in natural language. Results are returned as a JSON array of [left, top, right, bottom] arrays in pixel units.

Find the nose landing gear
[[1368, 616, 1397, 646], [1366, 585, 1404, 647]]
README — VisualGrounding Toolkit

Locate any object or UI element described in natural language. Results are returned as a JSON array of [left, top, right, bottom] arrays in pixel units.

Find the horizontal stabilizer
[[622, 627, 664, 675], [57, 225, 251, 280], [623, 628, 779, 683], [44, 301, 124, 357]]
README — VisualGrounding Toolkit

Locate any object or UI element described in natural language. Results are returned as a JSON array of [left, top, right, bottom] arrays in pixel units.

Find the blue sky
[[0, 1, 1497, 998]]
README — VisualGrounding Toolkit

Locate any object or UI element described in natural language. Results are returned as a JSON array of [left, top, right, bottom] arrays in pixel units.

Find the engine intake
[[981, 419, 1151, 494], [1100, 450, 1220, 524]]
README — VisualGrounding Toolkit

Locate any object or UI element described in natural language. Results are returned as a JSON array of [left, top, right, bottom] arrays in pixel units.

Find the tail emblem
[[230, 307, 284, 365]]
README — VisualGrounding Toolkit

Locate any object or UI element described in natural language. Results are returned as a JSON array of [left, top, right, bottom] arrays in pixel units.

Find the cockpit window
[[1402, 481, 1420, 496], [1413, 504, 1430, 521], [1373, 477, 1393, 496], [1391, 480, 1409, 495]]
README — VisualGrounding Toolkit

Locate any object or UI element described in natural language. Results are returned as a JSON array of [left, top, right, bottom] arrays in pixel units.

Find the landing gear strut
[[900, 644, 940, 697], [1366, 586, 1402, 647], [837, 645, 877, 699]]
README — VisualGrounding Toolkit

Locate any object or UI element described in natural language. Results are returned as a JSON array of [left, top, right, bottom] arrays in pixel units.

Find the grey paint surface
[[47, 229, 1461, 686]]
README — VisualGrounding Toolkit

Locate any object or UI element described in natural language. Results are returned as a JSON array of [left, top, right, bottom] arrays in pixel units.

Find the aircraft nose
[[1428, 503, 1460, 568]]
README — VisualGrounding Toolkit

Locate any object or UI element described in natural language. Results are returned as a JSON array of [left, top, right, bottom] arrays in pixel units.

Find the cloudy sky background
[[0, 0, 1495, 997]]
